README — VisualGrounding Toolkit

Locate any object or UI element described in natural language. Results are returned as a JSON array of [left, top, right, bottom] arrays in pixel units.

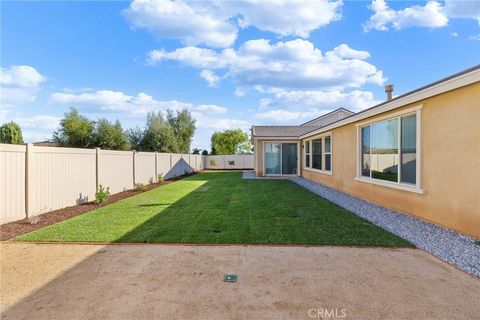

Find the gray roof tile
[[252, 126, 319, 137]]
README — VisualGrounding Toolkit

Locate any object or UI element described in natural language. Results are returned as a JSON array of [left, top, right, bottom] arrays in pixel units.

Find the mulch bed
[[0, 174, 195, 241]]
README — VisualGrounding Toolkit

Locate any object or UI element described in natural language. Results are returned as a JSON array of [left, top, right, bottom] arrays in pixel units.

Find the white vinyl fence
[[204, 154, 254, 170], [0, 143, 253, 223]]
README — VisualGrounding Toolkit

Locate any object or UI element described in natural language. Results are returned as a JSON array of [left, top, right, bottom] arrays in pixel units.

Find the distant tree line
[[0, 107, 197, 154], [126, 110, 195, 153], [1, 110, 254, 156]]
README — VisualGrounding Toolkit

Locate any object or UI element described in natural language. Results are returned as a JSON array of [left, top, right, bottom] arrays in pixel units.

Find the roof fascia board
[[252, 136, 300, 140]]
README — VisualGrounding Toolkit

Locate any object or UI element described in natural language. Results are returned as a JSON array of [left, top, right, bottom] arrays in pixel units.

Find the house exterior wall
[[254, 140, 265, 176], [300, 82, 480, 238]]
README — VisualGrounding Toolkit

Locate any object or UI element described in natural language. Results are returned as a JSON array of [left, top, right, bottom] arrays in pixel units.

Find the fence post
[[188, 154, 191, 173], [95, 148, 100, 192], [25, 143, 34, 218], [133, 151, 136, 187], [154, 151, 158, 182]]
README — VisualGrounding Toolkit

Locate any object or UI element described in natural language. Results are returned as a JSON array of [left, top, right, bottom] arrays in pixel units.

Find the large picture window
[[360, 113, 417, 186]]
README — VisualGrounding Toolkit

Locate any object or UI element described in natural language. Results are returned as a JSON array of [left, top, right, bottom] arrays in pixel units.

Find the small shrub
[[209, 159, 217, 166], [28, 214, 41, 225], [157, 174, 164, 183], [95, 185, 110, 204], [184, 169, 189, 176], [227, 160, 235, 166], [134, 183, 147, 192], [475, 240, 480, 246]]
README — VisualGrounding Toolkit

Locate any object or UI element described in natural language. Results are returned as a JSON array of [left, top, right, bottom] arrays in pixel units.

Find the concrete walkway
[[2, 243, 479, 320], [242, 171, 480, 278]]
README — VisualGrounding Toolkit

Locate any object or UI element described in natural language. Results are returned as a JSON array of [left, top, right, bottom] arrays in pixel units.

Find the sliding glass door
[[265, 143, 281, 174], [282, 143, 297, 175], [264, 142, 297, 175]]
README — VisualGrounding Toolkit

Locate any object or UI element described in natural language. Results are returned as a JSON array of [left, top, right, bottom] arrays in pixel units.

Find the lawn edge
[[6, 240, 414, 249], [2, 173, 198, 241]]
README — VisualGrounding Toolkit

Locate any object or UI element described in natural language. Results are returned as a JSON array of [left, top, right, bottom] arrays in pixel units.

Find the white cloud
[[230, 0, 342, 38], [0, 109, 8, 123], [255, 109, 320, 123], [260, 88, 381, 111], [49, 90, 230, 117], [193, 112, 249, 130], [123, 0, 342, 48], [7, 115, 60, 143], [444, 0, 480, 23], [123, 0, 237, 48], [14, 115, 60, 131], [149, 39, 385, 90], [254, 88, 381, 124], [49, 90, 192, 115], [195, 104, 226, 114], [363, 0, 448, 31], [200, 69, 221, 87], [48, 88, 245, 150], [235, 87, 246, 97], [0, 65, 44, 108]]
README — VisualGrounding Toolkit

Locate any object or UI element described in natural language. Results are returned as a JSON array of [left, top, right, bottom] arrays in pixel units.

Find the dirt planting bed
[[0, 174, 194, 241]]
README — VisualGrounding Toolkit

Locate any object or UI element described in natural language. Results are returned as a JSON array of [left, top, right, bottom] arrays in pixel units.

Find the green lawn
[[16, 171, 413, 247]]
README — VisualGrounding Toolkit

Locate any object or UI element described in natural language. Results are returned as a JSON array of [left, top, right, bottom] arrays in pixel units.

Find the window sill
[[303, 167, 333, 175], [354, 177, 424, 194]]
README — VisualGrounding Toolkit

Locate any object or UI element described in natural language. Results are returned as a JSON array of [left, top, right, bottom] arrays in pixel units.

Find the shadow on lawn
[[114, 171, 245, 244], [111, 171, 411, 247]]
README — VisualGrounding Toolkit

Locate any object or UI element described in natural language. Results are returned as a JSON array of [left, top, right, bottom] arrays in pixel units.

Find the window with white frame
[[304, 134, 332, 172], [312, 139, 322, 170], [304, 141, 311, 168], [325, 136, 331, 171], [360, 113, 417, 186]]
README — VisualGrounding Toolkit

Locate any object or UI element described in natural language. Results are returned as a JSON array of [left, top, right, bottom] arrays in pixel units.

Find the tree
[[92, 118, 129, 150], [192, 148, 201, 155], [126, 126, 144, 151], [167, 109, 196, 153], [210, 129, 251, 155], [53, 108, 94, 148], [141, 111, 178, 152], [0, 121, 24, 144], [201, 149, 209, 155]]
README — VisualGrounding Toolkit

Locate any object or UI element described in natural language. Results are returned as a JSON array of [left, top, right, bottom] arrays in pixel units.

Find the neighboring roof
[[301, 108, 354, 126], [33, 141, 59, 147], [252, 107, 354, 139], [251, 125, 319, 138], [300, 64, 480, 139]]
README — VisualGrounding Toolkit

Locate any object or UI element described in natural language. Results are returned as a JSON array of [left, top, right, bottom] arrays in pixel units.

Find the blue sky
[[1, 0, 479, 150]]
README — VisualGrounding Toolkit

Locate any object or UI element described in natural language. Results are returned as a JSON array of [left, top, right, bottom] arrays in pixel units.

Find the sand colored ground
[[1, 243, 479, 320]]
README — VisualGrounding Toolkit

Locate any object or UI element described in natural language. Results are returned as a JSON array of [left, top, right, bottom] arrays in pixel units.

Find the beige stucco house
[[251, 65, 480, 238]]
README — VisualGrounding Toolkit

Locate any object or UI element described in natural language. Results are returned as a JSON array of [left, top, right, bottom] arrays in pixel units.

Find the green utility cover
[[224, 274, 238, 282]]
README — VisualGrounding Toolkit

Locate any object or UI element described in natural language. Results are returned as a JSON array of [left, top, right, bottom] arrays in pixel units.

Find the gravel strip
[[241, 171, 480, 278]]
